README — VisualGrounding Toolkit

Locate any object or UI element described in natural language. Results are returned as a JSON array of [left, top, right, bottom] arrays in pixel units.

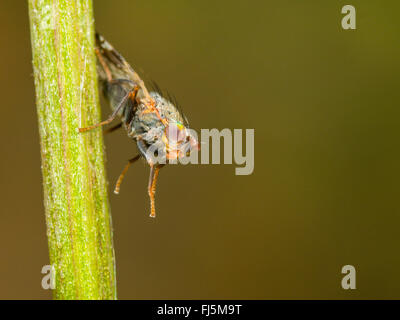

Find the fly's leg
[[78, 85, 138, 133], [137, 139, 153, 165], [136, 139, 164, 218], [114, 155, 141, 194], [107, 79, 138, 134], [78, 91, 128, 132], [104, 122, 122, 134], [148, 164, 164, 218]]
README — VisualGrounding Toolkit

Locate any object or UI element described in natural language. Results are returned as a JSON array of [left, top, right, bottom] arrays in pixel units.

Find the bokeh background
[[0, 0, 399, 299]]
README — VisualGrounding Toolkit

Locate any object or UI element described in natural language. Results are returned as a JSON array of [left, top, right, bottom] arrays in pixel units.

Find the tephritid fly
[[79, 33, 199, 218]]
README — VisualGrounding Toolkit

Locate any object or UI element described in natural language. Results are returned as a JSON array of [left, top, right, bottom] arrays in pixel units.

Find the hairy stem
[[28, 0, 117, 299]]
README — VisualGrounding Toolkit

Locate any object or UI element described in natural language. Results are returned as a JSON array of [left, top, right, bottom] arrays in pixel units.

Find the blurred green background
[[0, 0, 399, 299]]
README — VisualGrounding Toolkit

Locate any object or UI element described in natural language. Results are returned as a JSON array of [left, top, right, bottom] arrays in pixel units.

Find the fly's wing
[[95, 33, 152, 101], [95, 33, 133, 81]]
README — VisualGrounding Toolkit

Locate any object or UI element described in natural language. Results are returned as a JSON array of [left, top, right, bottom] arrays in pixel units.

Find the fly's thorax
[[131, 91, 198, 164], [150, 92, 185, 124], [132, 92, 181, 140]]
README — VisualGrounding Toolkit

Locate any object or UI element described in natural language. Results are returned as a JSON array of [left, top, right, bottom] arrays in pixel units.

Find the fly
[[79, 33, 198, 218]]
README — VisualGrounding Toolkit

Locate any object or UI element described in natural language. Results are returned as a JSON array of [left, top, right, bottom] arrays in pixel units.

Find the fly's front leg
[[136, 138, 164, 218], [148, 164, 164, 218]]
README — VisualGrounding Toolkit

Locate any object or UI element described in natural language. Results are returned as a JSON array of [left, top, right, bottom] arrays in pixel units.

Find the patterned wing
[[95, 33, 152, 101]]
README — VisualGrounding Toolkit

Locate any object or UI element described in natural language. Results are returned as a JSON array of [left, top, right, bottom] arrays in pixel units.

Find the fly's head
[[153, 92, 199, 161], [162, 120, 199, 161], [136, 92, 199, 164]]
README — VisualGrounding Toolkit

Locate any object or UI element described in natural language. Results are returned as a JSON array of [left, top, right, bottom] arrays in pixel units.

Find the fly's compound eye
[[165, 122, 186, 145]]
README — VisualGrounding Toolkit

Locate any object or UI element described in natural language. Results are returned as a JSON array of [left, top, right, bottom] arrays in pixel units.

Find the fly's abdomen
[[101, 80, 136, 126]]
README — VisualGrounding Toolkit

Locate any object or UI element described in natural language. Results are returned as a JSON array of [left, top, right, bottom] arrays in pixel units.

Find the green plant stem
[[28, 0, 117, 299]]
